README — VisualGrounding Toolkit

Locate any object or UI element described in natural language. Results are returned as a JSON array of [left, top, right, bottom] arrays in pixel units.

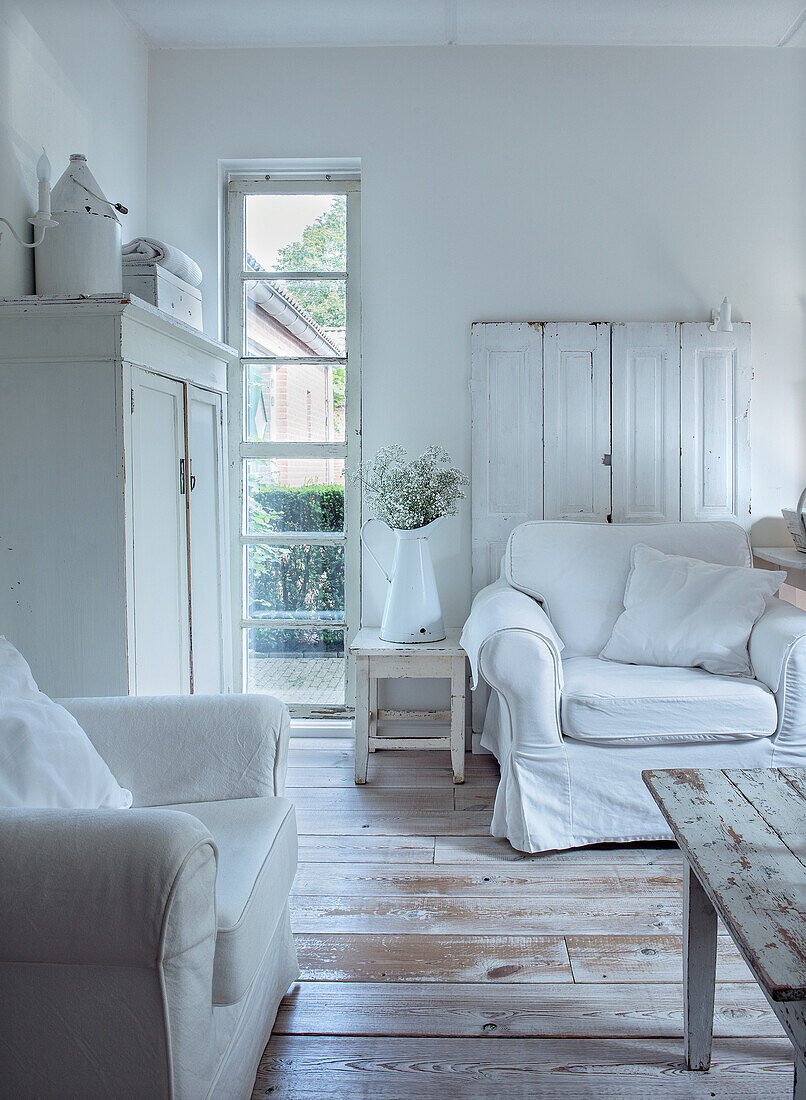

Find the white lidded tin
[[35, 154, 122, 296]]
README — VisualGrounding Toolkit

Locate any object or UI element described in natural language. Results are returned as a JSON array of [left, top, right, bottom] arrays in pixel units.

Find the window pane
[[244, 279, 346, 358], [245, 194, 346, 273], [244, 360, 345, 443], [246, 543, 344, 621], [246, 627, 345, 706], [245, 459, 344, 534]]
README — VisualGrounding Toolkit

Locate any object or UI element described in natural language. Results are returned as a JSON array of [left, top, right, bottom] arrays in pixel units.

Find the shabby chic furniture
[[350, 627, 469, 784], [644, 766, 806, 1097], [755, 547, 806, 609], [0, 692, 297, 1100], [0, 295, 234, 699], [470, 321, 751, 734], [122, 261, 204, 331], [461, 520, 806, 853]]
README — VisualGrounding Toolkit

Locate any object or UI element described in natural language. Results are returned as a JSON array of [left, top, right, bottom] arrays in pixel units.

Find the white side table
[[349, 627, 468, 785], [753, 547, 806, 611]]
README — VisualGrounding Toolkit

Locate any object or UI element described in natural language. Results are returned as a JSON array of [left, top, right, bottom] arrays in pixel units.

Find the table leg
[[368, 668, 378, 752], [354, 655, 370, 784], [773, 1003, 806, 1100], [684, 864, 717, 1071], [450, 656, 466, 783]]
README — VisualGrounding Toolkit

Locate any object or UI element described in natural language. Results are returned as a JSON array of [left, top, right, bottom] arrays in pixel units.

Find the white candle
[[36, 149, 51, 218]]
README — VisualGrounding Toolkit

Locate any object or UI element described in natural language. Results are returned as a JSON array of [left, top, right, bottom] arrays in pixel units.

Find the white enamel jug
[[36, 154, 123, 296], [361, 518, 446, 643]]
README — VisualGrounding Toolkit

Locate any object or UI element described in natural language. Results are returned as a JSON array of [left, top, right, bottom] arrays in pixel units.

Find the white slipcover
[[462, 521, 806, 853], [0, 693, 298, 1099], [561, 658, 777, 745], [170, 795, 298, 1007]]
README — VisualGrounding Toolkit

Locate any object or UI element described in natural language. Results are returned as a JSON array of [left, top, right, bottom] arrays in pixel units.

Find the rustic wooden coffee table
[[643, 767, 806, 1098]]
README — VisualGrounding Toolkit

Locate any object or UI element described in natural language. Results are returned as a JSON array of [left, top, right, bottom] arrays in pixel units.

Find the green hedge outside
[[249, 483, 345, 655]]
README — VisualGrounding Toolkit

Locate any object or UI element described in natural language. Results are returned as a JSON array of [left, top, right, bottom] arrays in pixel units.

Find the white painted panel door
[[470, 322, 543, 595], [611, 322, 680, 523], [187, 385, 230, 693], [130, 367, 190, 694], [543, 323, 611, 521], [680, 322, 751, 524]]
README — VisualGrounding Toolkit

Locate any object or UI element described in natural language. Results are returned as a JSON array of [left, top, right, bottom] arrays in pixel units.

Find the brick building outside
[[245, 260, 344, 489]]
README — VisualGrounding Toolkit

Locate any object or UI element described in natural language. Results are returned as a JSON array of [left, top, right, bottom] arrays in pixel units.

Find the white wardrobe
[[471, 320, 751, 594], [0, 296, 234, 699]]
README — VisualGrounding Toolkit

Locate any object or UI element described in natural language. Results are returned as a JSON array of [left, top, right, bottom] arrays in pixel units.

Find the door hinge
[[130, 389, 135, 414], [602, 453, 612, 466]]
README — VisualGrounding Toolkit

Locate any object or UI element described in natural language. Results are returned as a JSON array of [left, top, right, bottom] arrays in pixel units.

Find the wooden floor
[[252, 738, 793, 1098]]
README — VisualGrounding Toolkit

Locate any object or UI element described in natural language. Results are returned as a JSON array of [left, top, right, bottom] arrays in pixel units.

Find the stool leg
[[368, 670, 378, 752], [450, 656, 466, 783], [354, 655, 370, 784]]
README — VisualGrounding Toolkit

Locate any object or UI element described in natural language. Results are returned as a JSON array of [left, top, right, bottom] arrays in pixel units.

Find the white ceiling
[[114, 0, 806, 50]]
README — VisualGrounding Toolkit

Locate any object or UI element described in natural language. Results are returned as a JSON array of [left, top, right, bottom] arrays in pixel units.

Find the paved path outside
[[248, 655, 345, 706]]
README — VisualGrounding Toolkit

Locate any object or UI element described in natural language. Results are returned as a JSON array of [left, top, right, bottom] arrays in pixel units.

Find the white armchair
[[462, 521, 806, 854], [0, 693, 298, 1100]]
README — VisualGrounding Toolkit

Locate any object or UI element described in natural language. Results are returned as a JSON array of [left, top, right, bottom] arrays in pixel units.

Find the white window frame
[[225, 173, 361, 717]]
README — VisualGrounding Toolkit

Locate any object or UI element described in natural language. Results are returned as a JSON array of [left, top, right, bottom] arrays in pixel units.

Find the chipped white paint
[[611, 322, 680, 523], [471, 319, 751, 542], [350, 628, 468, 785], [469, 320, 752, 733], [543, 322, 611, 523], [681, 322, 751, 523], [644, 766, 806, 1095], [0, 295, 234, 698]]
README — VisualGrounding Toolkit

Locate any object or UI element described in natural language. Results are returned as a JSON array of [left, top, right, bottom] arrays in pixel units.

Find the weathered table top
[[643, 767, 806, 1003], [349, 627, 465, 657]]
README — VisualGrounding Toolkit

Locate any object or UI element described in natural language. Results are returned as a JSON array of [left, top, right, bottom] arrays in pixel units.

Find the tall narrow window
[[226, 176, 360, 716]]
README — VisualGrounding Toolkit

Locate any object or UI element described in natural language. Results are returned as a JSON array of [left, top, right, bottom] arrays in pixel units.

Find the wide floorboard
[[253, 738, 791, 1098]]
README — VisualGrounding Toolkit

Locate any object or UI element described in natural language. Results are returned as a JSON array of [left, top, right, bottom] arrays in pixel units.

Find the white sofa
[[0, 694, 298, 1099], [462, 521, 806, 854]]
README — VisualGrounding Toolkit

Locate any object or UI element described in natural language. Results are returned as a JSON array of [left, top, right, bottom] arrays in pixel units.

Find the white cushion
[[171, 795, 297, 1006], [506, 520, 752, 657], [561, 656, 778, 745], [601, 545, 785, 676], [0, 637, 131, 809]]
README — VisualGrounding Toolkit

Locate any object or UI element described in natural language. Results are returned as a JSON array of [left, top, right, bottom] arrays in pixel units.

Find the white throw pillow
[[0, 637, 132, 809], [600, 545, 785, 677]]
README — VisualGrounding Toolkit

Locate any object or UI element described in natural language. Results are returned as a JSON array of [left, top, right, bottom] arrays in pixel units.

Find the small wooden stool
[[349, 628, 469, 785]]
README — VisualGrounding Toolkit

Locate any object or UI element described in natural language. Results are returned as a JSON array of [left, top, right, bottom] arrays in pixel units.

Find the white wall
[[0, 0, 148, 297], [147, 45, 806, 629]]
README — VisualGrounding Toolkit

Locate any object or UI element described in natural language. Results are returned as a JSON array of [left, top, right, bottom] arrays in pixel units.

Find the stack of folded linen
[[122, 237, 202, 287]]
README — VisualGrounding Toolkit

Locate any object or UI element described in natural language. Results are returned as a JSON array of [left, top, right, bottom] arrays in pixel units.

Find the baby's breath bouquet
[[352, 445, 468, 531]]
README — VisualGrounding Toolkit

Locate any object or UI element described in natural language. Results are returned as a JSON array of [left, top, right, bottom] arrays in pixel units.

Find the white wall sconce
[[710, 296, 733, 332], [0, 149, 59, 249]]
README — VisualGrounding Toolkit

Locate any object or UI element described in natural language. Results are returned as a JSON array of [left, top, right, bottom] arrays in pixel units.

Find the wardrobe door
[[680, 322, 751, 523], [187, 385, 229, 693], [129, 367, 191, 694], [543, 322, 611, 521], [611, 322, 680, 523]]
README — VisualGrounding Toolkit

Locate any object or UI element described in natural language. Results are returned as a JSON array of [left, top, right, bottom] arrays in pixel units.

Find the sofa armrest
[[749, 598, 806, 745], [461, 578, 564, 689], [0, 807, 219, 1097], [58, 693, 291, 806], [477, 629, 564, 751], [0, 807, 217, 967]]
